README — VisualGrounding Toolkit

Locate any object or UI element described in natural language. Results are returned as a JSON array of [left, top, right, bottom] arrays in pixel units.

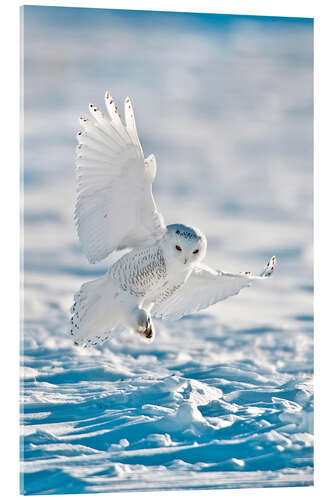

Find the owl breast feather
[[109, 246, 169, 297]]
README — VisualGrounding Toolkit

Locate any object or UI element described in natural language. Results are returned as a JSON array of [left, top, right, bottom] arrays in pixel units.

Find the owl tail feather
[[69, 275, 119, 347]]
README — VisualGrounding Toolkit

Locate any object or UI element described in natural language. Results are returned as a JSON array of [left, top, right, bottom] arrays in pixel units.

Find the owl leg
[[136, 311, 155, 342], [116, 292, 156, 342]]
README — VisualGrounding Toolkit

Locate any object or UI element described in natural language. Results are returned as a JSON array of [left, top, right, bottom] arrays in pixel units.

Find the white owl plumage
[[70, 91, 276, 346]]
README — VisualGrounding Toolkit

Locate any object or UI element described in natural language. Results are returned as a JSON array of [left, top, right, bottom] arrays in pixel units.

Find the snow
[[21, 6, 313, 495]]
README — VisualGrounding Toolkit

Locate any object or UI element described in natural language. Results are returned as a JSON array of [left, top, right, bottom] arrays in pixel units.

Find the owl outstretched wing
[[75, 92, 166, 263], [151, 256, 276, 321]]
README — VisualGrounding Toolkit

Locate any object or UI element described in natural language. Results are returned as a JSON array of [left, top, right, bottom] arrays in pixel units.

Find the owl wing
[[151, 256, 276, 320], [75, 91, 166, 263]]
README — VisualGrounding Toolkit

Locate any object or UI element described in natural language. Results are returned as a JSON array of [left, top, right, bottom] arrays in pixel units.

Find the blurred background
[[22, 6, 313, 495]]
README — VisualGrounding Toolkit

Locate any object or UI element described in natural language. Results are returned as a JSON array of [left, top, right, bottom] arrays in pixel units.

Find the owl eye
[[193, 249, 199, 254], [175, 245, 182, 252]]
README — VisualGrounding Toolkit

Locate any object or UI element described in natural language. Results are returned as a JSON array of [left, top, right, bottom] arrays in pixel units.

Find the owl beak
[[184, 258, 188, 264]]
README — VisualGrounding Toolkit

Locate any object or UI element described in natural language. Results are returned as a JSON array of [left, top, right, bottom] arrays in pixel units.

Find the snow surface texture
[[21, 7, 313, 495]]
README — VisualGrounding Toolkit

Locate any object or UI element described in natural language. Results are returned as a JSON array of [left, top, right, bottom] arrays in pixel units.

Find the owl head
[[164, 224, 207, 266]]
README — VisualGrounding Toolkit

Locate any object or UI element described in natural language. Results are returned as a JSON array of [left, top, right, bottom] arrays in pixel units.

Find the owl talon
[[145, 325, 153, 339], [143, 318, 152, 338]]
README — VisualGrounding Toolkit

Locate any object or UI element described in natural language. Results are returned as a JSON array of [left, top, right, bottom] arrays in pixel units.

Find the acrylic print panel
[[21, 5, 313, 495]]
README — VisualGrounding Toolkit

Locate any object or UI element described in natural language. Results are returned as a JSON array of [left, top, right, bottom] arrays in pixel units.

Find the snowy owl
[[70, 91, 276, 346]]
